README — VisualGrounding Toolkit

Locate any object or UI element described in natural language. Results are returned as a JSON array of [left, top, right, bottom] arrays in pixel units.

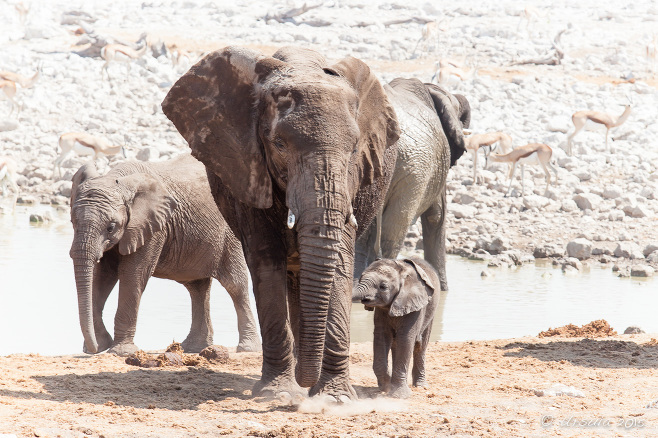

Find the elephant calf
[[70, 153, 260, 356], [353, 257, 439, 398]]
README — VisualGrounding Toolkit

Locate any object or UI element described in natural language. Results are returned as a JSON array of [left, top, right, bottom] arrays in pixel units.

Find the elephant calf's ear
[[389, 259, 435, 317], [118, 174, 178, 256]]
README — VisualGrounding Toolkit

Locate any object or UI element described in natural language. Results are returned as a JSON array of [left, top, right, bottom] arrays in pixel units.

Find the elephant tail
[[423, 83, 468, 167]]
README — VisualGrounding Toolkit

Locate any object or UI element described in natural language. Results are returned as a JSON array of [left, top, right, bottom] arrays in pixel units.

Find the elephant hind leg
[[420, 197, 448, 291], [412, 325, 432, 388], [216, 240, 261, 353], [180, 277, 214, 353]]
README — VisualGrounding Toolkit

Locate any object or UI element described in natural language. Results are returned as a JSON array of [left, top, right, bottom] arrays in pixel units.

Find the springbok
[[0, 156, 19, 209], [488, 143, 558, 197], [566, 103, 632, 155], [101, 36, 148, 80], [55, 132, 126, 177], [0, 80, 19, 116], [464, 131, 513, 183], [0, 65, 41, 88]]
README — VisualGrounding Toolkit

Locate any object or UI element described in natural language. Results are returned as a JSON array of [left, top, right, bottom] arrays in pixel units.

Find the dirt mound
[[125, 342, 223, 368], [538, 319, 617, 338]]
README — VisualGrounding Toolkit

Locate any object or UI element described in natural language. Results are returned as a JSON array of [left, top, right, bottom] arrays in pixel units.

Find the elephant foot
[[389, 384, 412, 399], [236, 338, 262, 353], [82, 331, 113, 354], [413, 378, 428, 389], [252, 372, 306, 401], [180, 337, 213, 354], [309, 373, 358, 401], [108, 342, 139, 357]]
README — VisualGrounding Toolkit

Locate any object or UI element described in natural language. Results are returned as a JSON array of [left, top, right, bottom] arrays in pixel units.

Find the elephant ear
[[161, 46, 286, 209], [70, 162, 100, 205], [330, 56, 400, 185], [454, 94, 471, 129], [389, 259, 436, 317], [117, 173, 178, 255], [424, 83, 467, 167]]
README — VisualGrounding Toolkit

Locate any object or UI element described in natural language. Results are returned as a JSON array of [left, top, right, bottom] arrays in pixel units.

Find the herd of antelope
[[0, 9, 647, 208], [0, 21, 202, 209]]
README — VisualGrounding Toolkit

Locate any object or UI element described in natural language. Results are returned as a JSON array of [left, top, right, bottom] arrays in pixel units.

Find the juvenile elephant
[[162, 46, 400, 400], [352, 257, 439, 398], [69, 153, 260, 356], [355, 79, 471, 291]]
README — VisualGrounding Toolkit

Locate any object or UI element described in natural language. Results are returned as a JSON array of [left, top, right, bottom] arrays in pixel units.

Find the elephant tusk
[[96, 258, 101, 264], [349, 213, 358, 229], [287, 209, 295, 229]]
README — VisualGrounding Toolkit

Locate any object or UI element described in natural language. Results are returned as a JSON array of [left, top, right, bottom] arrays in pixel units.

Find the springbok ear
[[329, 56, 400, 185], [161, 46, 286, 209], [389, 259, 436, 317], [117, 174, 178, 255], [70, 162, 100, 203], [424, 83, 467, 167]]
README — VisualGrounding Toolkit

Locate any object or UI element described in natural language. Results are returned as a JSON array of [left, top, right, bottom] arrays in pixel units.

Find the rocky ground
[[2, 1, 657, 278]]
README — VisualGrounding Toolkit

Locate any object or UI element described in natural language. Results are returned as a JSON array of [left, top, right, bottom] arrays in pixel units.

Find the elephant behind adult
[[162, 46, 400, 400], [354, 78, 471, 291], [69, 153, 260, 356]]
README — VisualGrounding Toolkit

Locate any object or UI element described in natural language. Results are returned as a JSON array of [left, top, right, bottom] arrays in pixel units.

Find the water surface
[[1, 205, 654, 356]]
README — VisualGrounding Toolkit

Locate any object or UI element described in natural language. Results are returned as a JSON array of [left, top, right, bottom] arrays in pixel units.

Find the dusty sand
[[1, 331, 658, 437]]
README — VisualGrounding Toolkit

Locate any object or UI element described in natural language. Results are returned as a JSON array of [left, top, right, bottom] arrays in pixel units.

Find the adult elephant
[[354, 79, 471, 291], [162, 46, 400, 400], [69, 154, 260, 356]]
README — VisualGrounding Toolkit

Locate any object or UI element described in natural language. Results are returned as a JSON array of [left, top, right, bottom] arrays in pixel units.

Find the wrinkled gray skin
[[355, 79, 471, 291], [161, 46, 400, 400], [70, 154, 260, 356], [353, 257, 439, 398]]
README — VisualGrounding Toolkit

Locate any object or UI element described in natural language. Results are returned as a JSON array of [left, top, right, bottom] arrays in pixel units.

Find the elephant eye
[[379, 282, 388, 291], [273, 137, 286, 151], [107, 222, 116, 233]]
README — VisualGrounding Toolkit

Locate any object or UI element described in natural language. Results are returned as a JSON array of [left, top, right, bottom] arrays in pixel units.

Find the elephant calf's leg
[[412, 327, 432, 388], [181, 278, 214, 353], [372, 312, 392, 393], [90, 255, 119, 353]]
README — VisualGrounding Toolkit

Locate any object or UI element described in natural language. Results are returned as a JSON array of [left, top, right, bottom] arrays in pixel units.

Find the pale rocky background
[[1, 0, 658, 274]]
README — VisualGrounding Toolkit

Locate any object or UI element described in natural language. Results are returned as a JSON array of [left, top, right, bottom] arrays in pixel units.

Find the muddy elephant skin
[[162, 46, 400, 399]]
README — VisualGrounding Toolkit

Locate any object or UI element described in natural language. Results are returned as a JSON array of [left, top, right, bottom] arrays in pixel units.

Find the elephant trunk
[[296, 201, 346, 388], [70, 240, 100, 354], [352, 282, 366, 303]]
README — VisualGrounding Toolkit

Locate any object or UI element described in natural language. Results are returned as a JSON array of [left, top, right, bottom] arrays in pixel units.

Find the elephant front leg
[[110, 257, 157, 356], [180, 278, 214, 353], [373, 311, 392, 393], [310, 223, 357, 400], [242, 224, 301, 399], [88, 254, 119, 354], [389, 318, 419, 399]]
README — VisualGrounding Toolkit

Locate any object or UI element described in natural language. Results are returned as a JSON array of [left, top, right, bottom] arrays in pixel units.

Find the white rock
[[0, 119, 19, 132], [644, 243, 658, 257], [523, 195, 550, 210], [602, 185, 623, 199], [566, 238, 592, 260], [614, 242, 644, 259], [573, 193, 602, 211], [623, 204, 652, 218], [136, 147, 160, 162], [631, 265, 654, 277], [561, 199, 578, 212], [450, 204, 477, 219]]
